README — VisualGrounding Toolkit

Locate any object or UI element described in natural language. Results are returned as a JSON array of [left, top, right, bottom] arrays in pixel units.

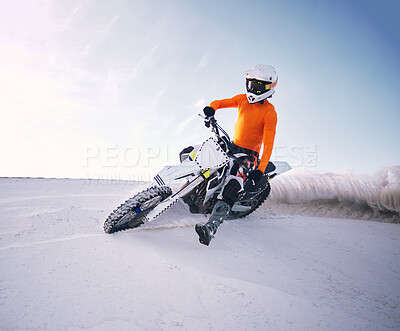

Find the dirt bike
[[103, 115, 291, 233]]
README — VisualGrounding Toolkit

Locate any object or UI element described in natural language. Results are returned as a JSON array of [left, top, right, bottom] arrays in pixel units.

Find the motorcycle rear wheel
[[228, 180, 271, 220]]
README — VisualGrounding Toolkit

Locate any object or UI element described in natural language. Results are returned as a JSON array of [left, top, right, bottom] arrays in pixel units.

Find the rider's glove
[[203, 106, 215, 118], [247, 169, 263, 184]]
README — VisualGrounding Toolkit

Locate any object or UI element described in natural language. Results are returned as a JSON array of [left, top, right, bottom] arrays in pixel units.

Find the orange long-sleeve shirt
[[210, 94, 277, 173]]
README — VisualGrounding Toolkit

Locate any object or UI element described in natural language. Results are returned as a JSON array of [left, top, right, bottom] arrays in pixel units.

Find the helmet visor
[[246, 79, 277, 95]]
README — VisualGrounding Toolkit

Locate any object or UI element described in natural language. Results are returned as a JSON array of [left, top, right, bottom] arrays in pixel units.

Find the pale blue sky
[[0, 0, 399, 179]]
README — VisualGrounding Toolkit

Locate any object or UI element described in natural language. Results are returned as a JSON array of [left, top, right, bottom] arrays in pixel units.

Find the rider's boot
[[195, 200, 231, 246]]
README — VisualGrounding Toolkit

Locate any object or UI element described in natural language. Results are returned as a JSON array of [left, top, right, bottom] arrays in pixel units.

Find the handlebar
[[199, 114, 229, 141]]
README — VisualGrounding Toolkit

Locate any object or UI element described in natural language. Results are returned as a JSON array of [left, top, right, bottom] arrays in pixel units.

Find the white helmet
[[245, 64, 278, 103]]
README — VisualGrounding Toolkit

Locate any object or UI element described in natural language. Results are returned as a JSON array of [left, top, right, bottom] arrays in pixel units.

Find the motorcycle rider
[[195, 64, 278, 246]]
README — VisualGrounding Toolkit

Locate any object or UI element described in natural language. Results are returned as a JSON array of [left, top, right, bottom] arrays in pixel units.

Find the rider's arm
[[258, 108, 277, 173], [209, 94, 244, 110]]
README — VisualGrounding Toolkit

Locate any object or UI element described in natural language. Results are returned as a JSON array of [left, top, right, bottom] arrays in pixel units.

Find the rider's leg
[[195, 156, 254, 245], [208, 178, 242, 228], [195, 177, 242, 246]]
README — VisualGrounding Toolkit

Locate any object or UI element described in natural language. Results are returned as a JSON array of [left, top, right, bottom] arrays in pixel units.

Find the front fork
[[143, 171, 215, 223]]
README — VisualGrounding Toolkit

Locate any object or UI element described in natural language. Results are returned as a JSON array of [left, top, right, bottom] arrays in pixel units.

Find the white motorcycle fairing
[[193, 137, 230, 171], [153, 137, 229, 188], [146, 138, 230, 224]]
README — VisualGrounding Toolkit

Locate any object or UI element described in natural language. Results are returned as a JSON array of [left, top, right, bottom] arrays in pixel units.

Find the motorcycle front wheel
[[103, 186, 172, 233]]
